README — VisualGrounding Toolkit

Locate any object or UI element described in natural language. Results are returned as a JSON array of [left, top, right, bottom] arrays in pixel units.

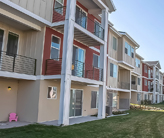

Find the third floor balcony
[[52, 5, 105, 46]]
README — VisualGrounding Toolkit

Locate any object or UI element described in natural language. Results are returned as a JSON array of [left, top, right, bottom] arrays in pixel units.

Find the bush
[[112, 111, 126, 115], [141, 100, 152, 105]]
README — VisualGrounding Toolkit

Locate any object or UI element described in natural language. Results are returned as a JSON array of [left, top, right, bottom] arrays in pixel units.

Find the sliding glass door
[[72, 46, 85, 77], [69, 89, 83, 117]]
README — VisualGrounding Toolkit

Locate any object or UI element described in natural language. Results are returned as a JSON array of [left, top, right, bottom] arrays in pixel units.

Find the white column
[[153, 66, 156, 103], [58, 0, 76, 126], [98, 9, 108, 119], [130, 70, 132, 99]]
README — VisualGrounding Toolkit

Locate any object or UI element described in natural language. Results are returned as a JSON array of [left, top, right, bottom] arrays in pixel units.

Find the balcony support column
[[153, 66, 156, 103], [58, 0, 76, 126], [98, 9, 108, 119]]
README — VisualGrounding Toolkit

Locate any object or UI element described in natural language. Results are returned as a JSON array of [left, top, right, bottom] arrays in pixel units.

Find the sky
[[109, 0, 164, 71]]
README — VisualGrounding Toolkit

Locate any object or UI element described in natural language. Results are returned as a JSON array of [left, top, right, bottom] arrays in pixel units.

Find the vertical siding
[[9, 0, 54, 22]]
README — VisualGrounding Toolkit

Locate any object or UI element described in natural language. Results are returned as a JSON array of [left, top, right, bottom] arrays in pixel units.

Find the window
[[125, 42, 134, 58], [94, 20, 102, 38], [0, 29, 4, 51], [51, 36, 60, 59], [6, 32, 19, 56], [93, 54, 100, 68], [47, 87, 57, 99], [145, 94, 147, 100], [138, 78, 140, 85], [113, 93, 117, 108], [113, 36, 117, 50], [137, 93, 140, 102], [144, 65, 147, 73], [54, 0, 64, 14], [135, 58, 140, 68], [132, 76, 135, 85], [76, 6, 87, 29], [145, 79, 147, 86], [91, 91, 99, 108], [131, 47, 134, 58], [110, 63, 117, 78]]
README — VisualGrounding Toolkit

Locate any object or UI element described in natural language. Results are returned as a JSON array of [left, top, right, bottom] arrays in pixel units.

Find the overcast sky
[[109, 0, 164, 71]]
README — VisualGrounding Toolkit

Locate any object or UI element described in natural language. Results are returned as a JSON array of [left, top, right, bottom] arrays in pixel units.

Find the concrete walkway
[[0, 121, 32, 129], [40, 116, 100, 126]]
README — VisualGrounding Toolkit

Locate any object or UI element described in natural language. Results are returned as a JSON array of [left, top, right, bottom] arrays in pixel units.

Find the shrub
[[112, 111, 126, 115]]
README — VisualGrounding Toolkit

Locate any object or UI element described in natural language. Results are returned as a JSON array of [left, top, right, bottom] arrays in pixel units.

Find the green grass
[[147, 102, 164, 109], [1, 104, 164, 138]]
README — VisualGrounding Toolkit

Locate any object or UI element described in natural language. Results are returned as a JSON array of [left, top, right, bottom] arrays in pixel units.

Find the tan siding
[[0, 22, 45, 75], [9, 0, 54, 22]]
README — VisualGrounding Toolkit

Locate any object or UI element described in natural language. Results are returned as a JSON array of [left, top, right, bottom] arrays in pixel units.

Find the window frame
[[0, 27, 5, 52], [6, 31, 20, 56], [138, 78, 140, 85], [145, 79, 147, 86], [91, 91, 99, 109], [76, 5, 88, 29], [112, 36, 117, 51], [110, 63, 117, 78], [93, 53, 100, 69], [54, 0, 64, 15], [50, 35, 61, 60], [144, 65, 147, 73], [135, 58, 140, 68], [47, 86, 57, 99]]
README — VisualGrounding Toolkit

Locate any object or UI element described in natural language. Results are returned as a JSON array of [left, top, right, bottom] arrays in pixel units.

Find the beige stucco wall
[[9, 0, 54, 22], [16, 80, 40, 122], [0, 22, 45, 75], [0, 78, 18, 122], [131, 92, 137, 104], [37, 80, 99, 123]]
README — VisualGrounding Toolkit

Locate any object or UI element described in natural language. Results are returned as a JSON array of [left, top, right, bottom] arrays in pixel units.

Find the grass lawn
[[1, 109, 164, 137]]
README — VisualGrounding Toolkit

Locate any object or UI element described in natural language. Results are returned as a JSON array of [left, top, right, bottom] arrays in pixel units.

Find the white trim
[[51, 21, 65, 27], [131, 71, 141, 76], [107, 55, 118, 63], [71, 75, 103, 85], [106, 86, 131, 93], [118, 61, 135, 69], [47, 86, 57, 100], [0, 71, 36, 80], [90, 47, 100, 53]]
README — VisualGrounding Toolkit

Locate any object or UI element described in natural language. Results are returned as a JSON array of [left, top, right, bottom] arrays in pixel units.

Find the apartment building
[[142, 61, 163, 103], [0, 0, 116, 125], [106, 27, 140, 110]]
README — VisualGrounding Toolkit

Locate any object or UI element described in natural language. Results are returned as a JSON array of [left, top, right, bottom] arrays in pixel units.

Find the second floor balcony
[[45, 58, 103, 81], [0, 51, 36, 76], [118, 82, 130, 90], [131, 84, 137, 90]]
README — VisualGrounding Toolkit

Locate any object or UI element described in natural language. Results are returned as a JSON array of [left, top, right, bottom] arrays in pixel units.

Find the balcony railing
[[53, 6, 67, 22], [45, 58, 103, 81], [75, 7, 104, 40], [118, 82, 130, 90], [0, 51, 36, 75], [53, 6, 104, 40], [131, 84, 137, 90]]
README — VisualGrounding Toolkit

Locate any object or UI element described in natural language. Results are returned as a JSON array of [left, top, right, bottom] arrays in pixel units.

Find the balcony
[[118, 82, 130, 90], [45, 58, 103, 81], [131, 84, 137, 90], [0, 51, 36, 75], [52, 6, 105, 46]]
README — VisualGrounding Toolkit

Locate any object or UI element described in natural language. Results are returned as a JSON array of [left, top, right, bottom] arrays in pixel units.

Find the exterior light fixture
[[8, 86, 11, 91]]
